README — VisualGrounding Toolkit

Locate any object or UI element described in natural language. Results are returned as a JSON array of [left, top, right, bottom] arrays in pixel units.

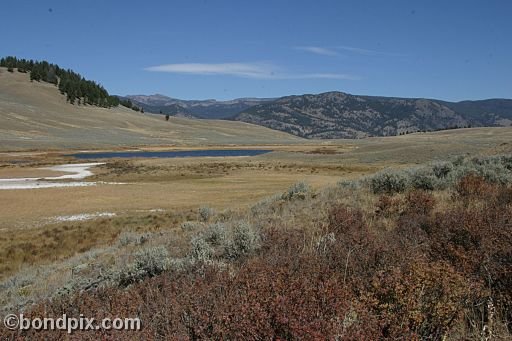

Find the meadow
[[0, 127, 511, 339]]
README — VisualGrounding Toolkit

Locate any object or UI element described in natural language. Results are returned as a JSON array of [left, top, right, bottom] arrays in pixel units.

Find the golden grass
[[0, 209, 197, 279], [0, 68, 302, 151]]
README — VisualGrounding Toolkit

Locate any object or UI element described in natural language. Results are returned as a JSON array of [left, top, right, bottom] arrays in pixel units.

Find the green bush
[[409, 168, 437, 191], [117, 246, 170, 286], [367, 155, 512, 195], [224, 221, 261, 260], [451, 158, 512, 186], [202, 222, 228, 246], [370, 170, 408, 194], [500, 155, 512, 170], [198, 206, 215, 222], [432, 161, 453, 178], [189, 237, 213, 263]]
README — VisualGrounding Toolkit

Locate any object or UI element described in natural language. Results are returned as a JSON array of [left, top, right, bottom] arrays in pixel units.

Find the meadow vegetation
[[1, 154, 511, 339]]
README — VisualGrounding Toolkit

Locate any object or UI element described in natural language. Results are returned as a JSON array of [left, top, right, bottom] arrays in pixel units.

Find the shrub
[[328, 204, 366, 235], [224, 221, 261, 260], [370, 170, 408, 194], [432, 161, 453, 178], [500, 155, 512, 170], [117, 246, 170, 286], [181, 221, 202, 231], [251, 193, 282, 215], [450, 155, 512, 186], [282, 181, 311, 200], [337, 179, 362, 190], [404, 190, 436, 216], [202, 222, 228, 246], [188, 237, 213, 263], [496, 187, 512, 207], [409, 168, 437, 191], [375, 194, 403, 218], [453, 174, 492, 200], [452, 155, 465, 167], [315, 232, 336, 254], [476, 162, 512, 185], [367, 261, 484, 339], [198, 206, 215, 222], [117, 231, 150, 246]]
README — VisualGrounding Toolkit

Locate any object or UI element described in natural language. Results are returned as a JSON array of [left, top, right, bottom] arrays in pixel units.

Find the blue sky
[[1, 0, 511, 101]]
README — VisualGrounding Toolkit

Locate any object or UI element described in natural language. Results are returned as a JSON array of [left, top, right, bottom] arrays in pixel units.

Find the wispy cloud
[[336, 45, 406, 57], [294, 46, 339, 56], [145, 62, 359, 80], [294, 45, 405, 58], [145, 63, 276, 79]]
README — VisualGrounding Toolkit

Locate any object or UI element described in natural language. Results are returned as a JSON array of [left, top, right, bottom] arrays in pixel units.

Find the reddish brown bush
[[404, 190, 436, 216], [328, 204, 366, 235], [426, 197, 512, 330], [5, 260, 402, 340], [375, 194, 403, 217], [325, 204, 387, 280], [495, 186, 512, 207], [453, 174, 493, 201], [365, 261, 486, 339]]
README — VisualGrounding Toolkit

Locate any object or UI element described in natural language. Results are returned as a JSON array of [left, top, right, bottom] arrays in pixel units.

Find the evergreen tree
[[1, 55, 120, 108]]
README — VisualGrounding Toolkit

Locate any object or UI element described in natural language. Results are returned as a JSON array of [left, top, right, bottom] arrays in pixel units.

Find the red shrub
[[328, 204, 366, 235], [365, 261, 486, 339], [375, 194, 403, 218], [453, 174, 493, 201], [404, 190, 436, 216]]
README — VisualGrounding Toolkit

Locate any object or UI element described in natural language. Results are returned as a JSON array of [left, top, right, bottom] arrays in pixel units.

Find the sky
[[1, 0, 511, 101]]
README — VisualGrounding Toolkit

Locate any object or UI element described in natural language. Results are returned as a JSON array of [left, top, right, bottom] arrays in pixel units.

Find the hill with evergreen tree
[[0, 56, 119, 107]]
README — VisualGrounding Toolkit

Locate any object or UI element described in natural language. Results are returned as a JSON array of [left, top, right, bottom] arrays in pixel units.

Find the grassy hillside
[[0, 67, 302, 151]]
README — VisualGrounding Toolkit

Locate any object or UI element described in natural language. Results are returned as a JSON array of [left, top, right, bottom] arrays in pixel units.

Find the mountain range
[[124, 94, 274, 119], [124, 92, 512, 139]]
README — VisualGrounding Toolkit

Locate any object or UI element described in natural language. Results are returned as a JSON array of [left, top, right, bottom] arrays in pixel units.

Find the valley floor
[[0, 127, 511, 338], [0, 127, 509, 229]]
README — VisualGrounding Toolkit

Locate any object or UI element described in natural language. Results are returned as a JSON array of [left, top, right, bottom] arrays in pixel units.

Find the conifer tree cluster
[[117, 98, 143, 112], [0, 56, 120, 107]]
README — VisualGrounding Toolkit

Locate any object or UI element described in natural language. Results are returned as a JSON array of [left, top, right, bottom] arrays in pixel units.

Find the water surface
[[70, 149, 272, 159]]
